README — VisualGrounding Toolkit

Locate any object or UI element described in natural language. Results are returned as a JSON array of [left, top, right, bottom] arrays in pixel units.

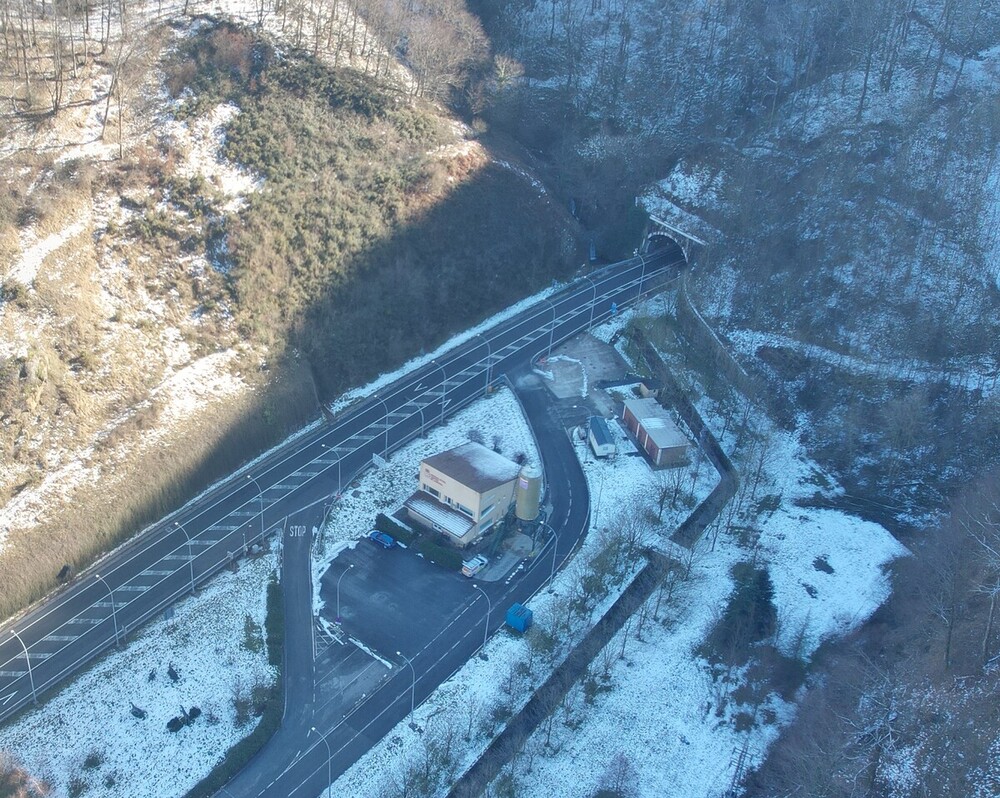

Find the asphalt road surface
[[0, 247, 684, 762]]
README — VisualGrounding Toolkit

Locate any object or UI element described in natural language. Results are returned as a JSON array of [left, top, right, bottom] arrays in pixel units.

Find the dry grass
[[0, 358, 317, 620]]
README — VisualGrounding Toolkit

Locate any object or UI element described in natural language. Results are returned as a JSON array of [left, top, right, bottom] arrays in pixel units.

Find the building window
[[422, 484, 440, 499], [480, 503, 495, 519], [456, 503, 474, 518]]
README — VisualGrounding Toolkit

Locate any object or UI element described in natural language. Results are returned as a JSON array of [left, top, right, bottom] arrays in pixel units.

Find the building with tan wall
[[404, 441, 521, 547]]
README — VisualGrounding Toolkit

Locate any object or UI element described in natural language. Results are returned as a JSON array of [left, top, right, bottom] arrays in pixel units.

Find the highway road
[[0, 246, 683, 742]]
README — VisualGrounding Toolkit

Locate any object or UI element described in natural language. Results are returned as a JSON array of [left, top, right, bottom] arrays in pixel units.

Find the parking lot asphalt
[[319, 540, 488, 663]]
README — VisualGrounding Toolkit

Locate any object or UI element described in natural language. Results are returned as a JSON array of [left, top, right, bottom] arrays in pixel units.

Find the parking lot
[[318, 538, 492, 663]]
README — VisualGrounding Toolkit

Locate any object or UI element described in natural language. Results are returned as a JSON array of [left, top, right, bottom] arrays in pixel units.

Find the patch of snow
[[163, 102, 261, 214], [492, 158, 547, 196], [0, 548, 278, 798], [7, 220, 88, 286], [153, 351, 246, 430]]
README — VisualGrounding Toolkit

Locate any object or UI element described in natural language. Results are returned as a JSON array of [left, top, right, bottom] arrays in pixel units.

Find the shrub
[[416, 538, 463, 571], [701, 562, 777, 665], [374, 512, 416, 545], [67, 775, 88, 797], [242, 614, 264, 653], [82, 750, 104, 770], [264, 573, 283, 668]]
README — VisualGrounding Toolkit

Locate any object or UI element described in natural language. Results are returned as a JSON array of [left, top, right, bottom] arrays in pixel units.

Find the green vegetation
[[374, 512, 417, 546], [81, 751, 104, 770], [264, 573, 283, 668], [417, 537, 464, 572], [167, 21, 572, 402], [702, 562, 777, 666]]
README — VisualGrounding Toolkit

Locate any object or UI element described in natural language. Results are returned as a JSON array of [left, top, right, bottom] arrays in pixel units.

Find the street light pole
[[477, 333, 492, 394], [247, 475, 265, 546], [471, 584, 492, 653], [434, 360, 447, 426], [94, 573, 120, 647], [322, 444, 343, 493], [586, 276, 598, 329], [309, 726, 333, 798], [175, 522, 196, 594], [375, 394, 390, 460], [10, 630, 37, 705], [547, 523, 560, 583], [396, 651, 416, 729], [544, 298, 556, 357], [335, 563, 354, 624]]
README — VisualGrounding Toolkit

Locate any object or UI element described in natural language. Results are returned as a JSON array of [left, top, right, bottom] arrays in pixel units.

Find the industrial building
[[621, 398, 690, 467], [404, 441, 538, 547]]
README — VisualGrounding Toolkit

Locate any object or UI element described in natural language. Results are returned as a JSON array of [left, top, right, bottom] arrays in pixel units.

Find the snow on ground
[[313, 385, 541, 612], [761, 504, 906, 657], [0, 548, 278, 798], [516, 544, 792, 798], [324, 303, 908, 798], [728, 327, 1000, 397], [152, 350, 246, 430], [7, 219, 88, 286], [163, 102, 261, 213]]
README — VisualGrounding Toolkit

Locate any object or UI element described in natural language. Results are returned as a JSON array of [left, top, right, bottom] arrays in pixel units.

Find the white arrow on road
[[0, 690, 19, 707]]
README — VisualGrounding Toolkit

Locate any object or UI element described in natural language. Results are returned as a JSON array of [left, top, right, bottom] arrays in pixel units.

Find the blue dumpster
[[505, 603, 533, 633]]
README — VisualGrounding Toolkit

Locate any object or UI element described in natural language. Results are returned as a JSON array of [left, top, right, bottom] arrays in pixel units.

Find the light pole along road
[[0, 248, 683, 727]]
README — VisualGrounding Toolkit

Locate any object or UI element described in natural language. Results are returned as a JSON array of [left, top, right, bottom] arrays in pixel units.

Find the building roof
[[422, 441, 521, 493], [404, 492, 475, 540], [623, 398, 689, 451], [589, 416, 615, 448]]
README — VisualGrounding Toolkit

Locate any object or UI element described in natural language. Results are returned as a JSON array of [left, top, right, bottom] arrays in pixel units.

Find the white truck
[[461, 555, 488, 578]]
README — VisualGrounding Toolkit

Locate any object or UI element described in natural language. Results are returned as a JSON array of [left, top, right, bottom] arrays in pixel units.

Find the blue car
[[368, 530, 396, 549]]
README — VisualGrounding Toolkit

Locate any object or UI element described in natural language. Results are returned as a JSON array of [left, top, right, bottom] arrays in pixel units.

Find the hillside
[[471, 0, 1000, 565], [0, 1, 577, 619], [471, 0, 1000, 794]]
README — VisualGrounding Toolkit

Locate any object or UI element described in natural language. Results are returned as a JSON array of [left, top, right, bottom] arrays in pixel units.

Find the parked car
[[368, 530, 396, 549], [462, 555, 488, 578]]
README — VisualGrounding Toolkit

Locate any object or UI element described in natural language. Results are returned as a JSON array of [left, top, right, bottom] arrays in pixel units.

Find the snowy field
[[0, 549, 278, 798]]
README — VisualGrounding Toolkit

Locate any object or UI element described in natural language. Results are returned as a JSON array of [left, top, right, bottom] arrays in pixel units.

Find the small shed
[[505, 603, 533, 633], [622, 398, 689, 467], [588, 416, 616, 458]]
